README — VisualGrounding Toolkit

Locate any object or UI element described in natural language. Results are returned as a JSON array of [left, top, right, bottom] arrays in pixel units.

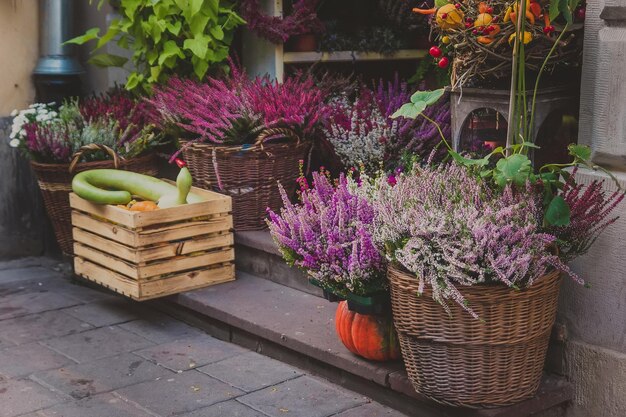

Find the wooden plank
[[135, 215, 232, 246], [138, 264, 235, 300], [283, 49, 427, 64], [74, 257, 140, 299], [72, 211, 138, 246], [69, 193, 137, 228], [73, 228, 140, 263], [74, 243, 139, 279], [137, 248, 234, 279], [137, 233, 234, 262]]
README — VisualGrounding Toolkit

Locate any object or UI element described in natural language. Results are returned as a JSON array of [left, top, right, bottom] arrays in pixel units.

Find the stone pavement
[[0, 257, 407, 417]]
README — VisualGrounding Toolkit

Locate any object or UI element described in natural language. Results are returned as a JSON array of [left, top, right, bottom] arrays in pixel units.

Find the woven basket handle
[[255, 127, 301, 151], [69, 144, 123, 174]]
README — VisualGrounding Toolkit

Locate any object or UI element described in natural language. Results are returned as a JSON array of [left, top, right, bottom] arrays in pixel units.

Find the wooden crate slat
[[138, 264, 235, 300], [135, 215, 233, 246], [69, 193, 137, 228], [74, 243, 139, 279], [137, 248, 234, 279], [133, 196, 231, 228], [72, 211, 138, 246], [73, 228, 140, 263], [74, 257, 140, 299], [137, 233, 234, 263]]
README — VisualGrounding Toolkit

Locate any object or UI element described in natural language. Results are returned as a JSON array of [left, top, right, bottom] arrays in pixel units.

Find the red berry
[[492, 15, 500, 22], [465, 22, 472, 28], [487, 6, 494, 13], [465, 17, 474, 22], [478, 26, 485, 31], [455, 3, 461, 9], [487, 25, 496, 32], [438, 57, 450, 68], [483, 29, 490, 35], [472, 29, 478, 35], [576, 7, 586, 20], [429, 46, 442, 58], [441, 13, 448, 19]]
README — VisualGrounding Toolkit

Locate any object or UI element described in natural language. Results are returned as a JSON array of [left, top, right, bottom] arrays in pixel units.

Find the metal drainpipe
[[32, 0, 83, 103]]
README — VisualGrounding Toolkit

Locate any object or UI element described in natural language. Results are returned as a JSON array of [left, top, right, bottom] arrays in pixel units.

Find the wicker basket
[[31, 145, 159, 256], [388, 265, 562, 408], [181, 128, 311, 230]]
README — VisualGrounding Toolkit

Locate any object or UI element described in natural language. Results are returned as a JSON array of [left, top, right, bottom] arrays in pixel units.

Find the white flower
[[9, 138, 20, 148], [10, 109, 18, 117]]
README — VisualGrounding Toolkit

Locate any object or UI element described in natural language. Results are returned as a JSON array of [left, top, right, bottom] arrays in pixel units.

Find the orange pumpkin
[[334, 301, 400, 361]]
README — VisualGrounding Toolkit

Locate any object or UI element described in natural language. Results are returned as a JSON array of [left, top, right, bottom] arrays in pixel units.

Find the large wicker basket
[[181, 128, 311, 230], [31, 145, 158, 256], [388, 265, 562, 408]]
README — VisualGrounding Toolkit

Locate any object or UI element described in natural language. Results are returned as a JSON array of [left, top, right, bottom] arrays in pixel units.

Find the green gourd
[[72, 161, 204, 208]]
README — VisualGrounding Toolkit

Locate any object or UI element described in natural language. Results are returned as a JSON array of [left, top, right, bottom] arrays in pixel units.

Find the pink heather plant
[[151, 63, 326, 149], [267, 171, 386, 297], [369, 163, 579, 317]]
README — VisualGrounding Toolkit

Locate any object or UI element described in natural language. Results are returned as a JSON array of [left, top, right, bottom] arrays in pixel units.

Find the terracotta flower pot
[[286, 34, 318, 52]]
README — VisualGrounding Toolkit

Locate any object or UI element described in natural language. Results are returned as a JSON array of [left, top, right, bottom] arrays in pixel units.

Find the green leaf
[[210, 25, 224, 40], [189, 0, 204, 17], [391, 103, 423, 120], [96, 23, 119, 49], [559, 0, 573, 24], [449, 151, 490, 167], [158, 40, 185, 66], [190, 13, 211, 34], [149, 65, 162, 82], [410, 88, 446, 106], [549, 0, 560, 21], [494, 154, 532, 187], [125, 72, 144, 90], [193, 57, 209, 79], [568, 144, 592, 161], [184, 36, 209, 59], [434, 0, 448, 7], [87, 53, 128, 67], [63, 27, 100, 45], [166, 20, 182, 35], [545, 195, 571, 226], [122, 0, 142, 20]]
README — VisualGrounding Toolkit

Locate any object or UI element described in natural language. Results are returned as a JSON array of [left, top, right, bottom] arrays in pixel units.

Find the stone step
[[156, 272, 573, 417], [235, 230, 324, 297]]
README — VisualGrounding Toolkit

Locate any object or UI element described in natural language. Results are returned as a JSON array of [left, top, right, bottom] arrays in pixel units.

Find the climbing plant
[[68, 0, 244, 92]]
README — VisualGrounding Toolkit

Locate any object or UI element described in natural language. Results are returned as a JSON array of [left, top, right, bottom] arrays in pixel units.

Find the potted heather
[[151, 64, 326, 230], [366, 160, 623, 407], [324, 78, 449, 174], [8, 92, 163, 255], [267, 169, 400, 362]]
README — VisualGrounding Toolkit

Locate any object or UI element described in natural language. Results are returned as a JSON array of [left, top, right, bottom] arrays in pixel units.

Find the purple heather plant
[[238, 0, 324, 44], [368, 163, 580, 317], [267, 170, 386, 297], [151, 63, 326, 149]]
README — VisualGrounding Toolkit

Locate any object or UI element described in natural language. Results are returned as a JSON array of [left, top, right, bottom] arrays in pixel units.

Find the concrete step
[[235, 230, 324, 297], [156, 272, 573, 417]]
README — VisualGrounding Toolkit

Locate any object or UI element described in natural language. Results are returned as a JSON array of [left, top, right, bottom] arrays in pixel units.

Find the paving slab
[[0, 343, 75, 378], [33, 352, 171, 400], [36, 393, 155, 417], [62, 298, 139, 327], [237, 375, 367, 417], [0, 377, 65, 417], [182, 400, 268, 417], [334, 402, 410, 417], [120, 313, 203, 344], [0, 290, 81, 320], [198, 351, 303, 392], [0, 257, 59, 272], [115, 370, 244, 416], [173, 273, 403, 387], [0, 310, 93, 345], [0, 267, 64, 286], [135, 334, 246, 372], [42, 326, 154, 363]]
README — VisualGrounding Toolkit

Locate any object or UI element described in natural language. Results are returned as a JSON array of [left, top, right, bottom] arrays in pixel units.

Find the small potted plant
[[267, 169, 400, 362], [239, 0, 325, 51], [8, 91, 163, 255], [151, 63, 326, 230]]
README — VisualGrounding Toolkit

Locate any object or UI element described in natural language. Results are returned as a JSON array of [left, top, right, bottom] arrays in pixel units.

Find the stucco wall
[[0, 0, 39, 116], [560, 0, 626, 416]]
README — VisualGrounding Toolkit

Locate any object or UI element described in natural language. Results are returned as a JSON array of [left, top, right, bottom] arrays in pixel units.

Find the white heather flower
[[9, 138, 20, 148], [10, 109, 18, 117]]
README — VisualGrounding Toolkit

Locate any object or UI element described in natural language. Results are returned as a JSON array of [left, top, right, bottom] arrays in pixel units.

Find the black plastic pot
[[309, 279, 391, 315]]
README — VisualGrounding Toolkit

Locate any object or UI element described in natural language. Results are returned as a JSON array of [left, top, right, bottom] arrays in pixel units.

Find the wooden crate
[[70, 185, 235, 301]]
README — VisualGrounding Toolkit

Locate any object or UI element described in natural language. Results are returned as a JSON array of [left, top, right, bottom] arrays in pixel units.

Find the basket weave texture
[[181, 131, 311, 231], [31, 151, 158, 256], [388, 265, 562, 408]]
